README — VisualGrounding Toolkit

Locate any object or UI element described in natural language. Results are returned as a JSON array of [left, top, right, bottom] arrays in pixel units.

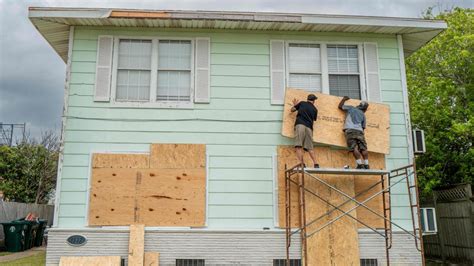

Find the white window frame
[[110, 36, 195, 109], [420, 207, 438, 235], [285, 41, 367, 100]]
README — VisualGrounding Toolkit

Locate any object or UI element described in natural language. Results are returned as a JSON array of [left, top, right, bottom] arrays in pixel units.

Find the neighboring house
[[29, 7, 446, 266]]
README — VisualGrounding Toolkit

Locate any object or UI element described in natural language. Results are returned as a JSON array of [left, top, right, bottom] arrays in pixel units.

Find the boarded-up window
[[328, 45, 361, 99]]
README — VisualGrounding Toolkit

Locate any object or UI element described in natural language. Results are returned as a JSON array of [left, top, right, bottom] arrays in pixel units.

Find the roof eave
[[28, 7, 447, 62]]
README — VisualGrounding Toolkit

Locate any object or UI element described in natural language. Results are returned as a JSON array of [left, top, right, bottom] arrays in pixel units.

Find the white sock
[[364, 159, 369, 165], [356, 159, 362, 165]]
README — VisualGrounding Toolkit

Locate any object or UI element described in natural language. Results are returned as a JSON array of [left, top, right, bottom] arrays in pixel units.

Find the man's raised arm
[[338, 96, 350, 110]]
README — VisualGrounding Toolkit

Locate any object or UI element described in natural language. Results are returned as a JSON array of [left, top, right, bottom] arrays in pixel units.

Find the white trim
[[110, 36, 196, 109], [357, 44, 368, 101], [270, 39, 286, 105], [397, 35, 414, 164], [205, 152, 210, 227], [94, 35, 114, 102], [29, 7, 447, 30], [53, 26, 74, 227], [363, 42, 382, 102], [272, 154, 279, 228], [194, 37, 211, 103]]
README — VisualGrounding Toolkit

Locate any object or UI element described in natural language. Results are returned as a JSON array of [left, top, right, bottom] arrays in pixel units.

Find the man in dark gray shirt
[[338, 96, 370, 169]]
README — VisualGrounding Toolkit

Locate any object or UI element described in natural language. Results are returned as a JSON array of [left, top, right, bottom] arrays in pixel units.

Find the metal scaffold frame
[[284, 164, 425, 266]]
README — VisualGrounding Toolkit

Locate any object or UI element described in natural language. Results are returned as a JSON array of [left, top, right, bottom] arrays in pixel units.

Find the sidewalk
[[0, 247, 46, 263]]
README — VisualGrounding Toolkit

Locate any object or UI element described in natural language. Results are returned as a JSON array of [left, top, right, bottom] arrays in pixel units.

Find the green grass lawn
[[0, 251, 45, 266], [0, 253, 12, 257]]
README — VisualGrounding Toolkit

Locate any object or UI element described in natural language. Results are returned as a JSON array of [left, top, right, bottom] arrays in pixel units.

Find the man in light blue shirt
[[338, 96, 370, 169]]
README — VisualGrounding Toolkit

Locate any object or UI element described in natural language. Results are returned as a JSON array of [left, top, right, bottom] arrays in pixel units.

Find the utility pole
[[0, 123, 26, 146]]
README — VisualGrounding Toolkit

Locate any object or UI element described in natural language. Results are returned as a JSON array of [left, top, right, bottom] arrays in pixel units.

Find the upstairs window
[[288, 44, 322, 92], [328, 44, 361, 99], [116, 39, 152, 102], [157, 40, 192, 102], [285, 42, 365, 100]]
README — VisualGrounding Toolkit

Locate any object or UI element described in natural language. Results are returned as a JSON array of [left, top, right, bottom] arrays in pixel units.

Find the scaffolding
[[284, 164, 424, 266]]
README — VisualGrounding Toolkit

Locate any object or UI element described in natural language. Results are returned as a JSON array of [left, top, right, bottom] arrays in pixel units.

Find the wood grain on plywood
[[89, 168, 138, 226], [150, 144, 206, 169], [282, 89, 390, 154], [139, 168, 206, 226], [92, 153, 150, 168], [277, 146, 386, 229], [144, 252, 159, 266], [128, 224, 145, 266], [59, 256, 121, 266]]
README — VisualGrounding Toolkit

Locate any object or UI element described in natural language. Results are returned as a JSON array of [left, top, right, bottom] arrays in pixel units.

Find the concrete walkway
[[0, 246, 46, 263]]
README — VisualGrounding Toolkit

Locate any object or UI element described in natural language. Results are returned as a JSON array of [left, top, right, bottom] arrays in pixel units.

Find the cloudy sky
[[0, 0, 472, 140]]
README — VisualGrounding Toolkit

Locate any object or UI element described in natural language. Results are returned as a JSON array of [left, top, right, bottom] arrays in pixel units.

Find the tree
[[0, 131, 59, 203], [406, 8, 473, 198]]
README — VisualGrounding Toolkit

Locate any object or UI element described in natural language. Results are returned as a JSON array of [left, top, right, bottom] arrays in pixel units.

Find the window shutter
[[364, 43, 381, 102], [194, 38, 210, 103], [94, 36, 114, 102], [270, 40, 286, 105]]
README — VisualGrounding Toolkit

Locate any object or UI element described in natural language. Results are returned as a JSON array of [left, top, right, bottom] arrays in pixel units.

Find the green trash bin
[[18, 220, 39, 250], [34, 219, 47, 247], [1, 222, 26, 252]]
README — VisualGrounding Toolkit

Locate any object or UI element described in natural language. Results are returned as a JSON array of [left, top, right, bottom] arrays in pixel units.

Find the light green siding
[[57, 27, 412, 230]]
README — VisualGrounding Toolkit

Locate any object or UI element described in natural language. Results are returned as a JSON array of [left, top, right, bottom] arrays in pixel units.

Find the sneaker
[[364, 164, 370, 169], [356, 164, 365, 169], [314, 164, 320, 168], [343, 165, 350, 169]]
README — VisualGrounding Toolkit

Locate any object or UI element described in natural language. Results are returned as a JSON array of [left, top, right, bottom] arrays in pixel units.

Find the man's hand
[[291, 98, 300, 112], [338, 96, 350, 110], [292, 98, 300, 106]]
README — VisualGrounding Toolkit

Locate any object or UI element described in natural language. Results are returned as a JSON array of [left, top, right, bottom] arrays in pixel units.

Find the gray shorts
[[294, 124, 314, 151], [344, 129, 368, 151]]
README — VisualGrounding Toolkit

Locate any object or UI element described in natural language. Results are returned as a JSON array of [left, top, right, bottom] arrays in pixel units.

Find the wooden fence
[[0, 201, 54, 243], [422, 183, 474, 264]]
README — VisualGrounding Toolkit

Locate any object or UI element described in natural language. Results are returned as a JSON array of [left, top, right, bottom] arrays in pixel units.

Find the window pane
[[328, 45, 359, 73], [329, 75, 360, 99], [289, 44, 321, 73], [159, 40, 192, 70], [420, 209, 426, 232], [289, 74, 321, 92], [118, 39, 152, 70], [426, 209, 436, 231], [157, 71, 191, 101], [116, 70, 150, 101]]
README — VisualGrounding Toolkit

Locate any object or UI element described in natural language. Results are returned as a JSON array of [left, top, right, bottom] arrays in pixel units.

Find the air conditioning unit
[[412, 129, 426, 154]]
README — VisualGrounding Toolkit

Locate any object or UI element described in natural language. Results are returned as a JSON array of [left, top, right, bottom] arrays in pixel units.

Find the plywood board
[[128, 224, 145, 266], [59, 256, 121, 266], [277, 146, 386, 229], [277, 146, 390, 265], [89, 168, 138, 226], [150, 144, 206, 169], [144, 252, 159, 266], [281, 89, 390, 154], [92, 153, 150, 168], [138, 169, 206, 226]]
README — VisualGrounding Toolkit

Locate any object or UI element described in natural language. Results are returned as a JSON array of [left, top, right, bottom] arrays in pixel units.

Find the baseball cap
[[307, 94, 318, 101]]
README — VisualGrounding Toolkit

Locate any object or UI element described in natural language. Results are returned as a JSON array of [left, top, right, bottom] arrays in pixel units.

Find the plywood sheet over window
[[89, 144, 206, 226], [281, 88, 390, 154], [277, 146, 387, 265]]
